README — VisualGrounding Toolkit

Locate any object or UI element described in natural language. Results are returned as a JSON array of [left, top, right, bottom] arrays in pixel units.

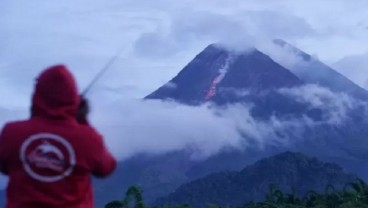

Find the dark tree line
[[105, 178, 368, 208]]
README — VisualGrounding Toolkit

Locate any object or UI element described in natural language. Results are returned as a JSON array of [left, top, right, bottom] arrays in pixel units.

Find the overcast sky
[[1, 0, 368, 108], [1, 0, 368, 162]]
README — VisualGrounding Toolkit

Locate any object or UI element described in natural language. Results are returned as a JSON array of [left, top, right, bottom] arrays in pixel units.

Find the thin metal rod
[[81, 46, 125, 96]]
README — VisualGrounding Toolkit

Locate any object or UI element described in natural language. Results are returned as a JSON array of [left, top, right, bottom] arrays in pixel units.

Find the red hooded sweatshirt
[[0, 65, 117, 208]]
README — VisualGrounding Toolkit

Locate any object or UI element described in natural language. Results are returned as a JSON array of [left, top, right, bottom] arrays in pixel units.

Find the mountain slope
[[272, 39, 368, 100], [154, 151, 357, 208], [145, 44, 304, 104], [145, 44, 323, 120]]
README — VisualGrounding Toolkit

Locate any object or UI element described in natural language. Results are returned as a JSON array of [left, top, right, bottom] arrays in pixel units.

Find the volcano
[[146, 44, 303, 104], [147, 41, 368, 104], [145, 44, 323, 120]]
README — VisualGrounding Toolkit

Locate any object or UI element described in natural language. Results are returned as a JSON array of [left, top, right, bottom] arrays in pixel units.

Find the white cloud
[[163, 82, 177, 90], [133, 9, 315, 57], [256, 40, 308, 70], [279, 84, 359, 125], [333, 53, 368, 90], [89, 83, 364, 161], [91, 99, 247, 160]]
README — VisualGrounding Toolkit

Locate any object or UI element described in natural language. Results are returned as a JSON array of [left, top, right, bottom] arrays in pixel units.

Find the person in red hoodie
[[0, 64, 117, 208]]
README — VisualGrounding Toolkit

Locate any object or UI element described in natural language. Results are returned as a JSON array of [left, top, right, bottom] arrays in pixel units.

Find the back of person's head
[[31, 64, 80, 120]]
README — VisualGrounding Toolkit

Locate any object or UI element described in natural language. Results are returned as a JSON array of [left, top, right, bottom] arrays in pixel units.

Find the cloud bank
[[88, 84, 365, 161], [0, 79, 366, 190]]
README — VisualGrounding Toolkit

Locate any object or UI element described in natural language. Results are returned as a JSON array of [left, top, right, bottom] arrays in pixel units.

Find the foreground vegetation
[[105, 178, 368, 208]]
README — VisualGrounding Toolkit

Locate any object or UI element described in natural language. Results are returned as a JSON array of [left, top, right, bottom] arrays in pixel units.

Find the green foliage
[[105, 186, 145, 208], [105, 178, 368, 208]]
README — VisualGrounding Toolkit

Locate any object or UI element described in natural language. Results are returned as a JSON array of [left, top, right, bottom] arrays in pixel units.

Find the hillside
[[272, 39, 368, 100], [154, 151, 356, 208]]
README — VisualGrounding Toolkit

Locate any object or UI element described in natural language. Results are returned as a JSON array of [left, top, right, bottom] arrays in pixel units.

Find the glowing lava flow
[[204, 56, 233, 101], [204, 74, 223, 100]]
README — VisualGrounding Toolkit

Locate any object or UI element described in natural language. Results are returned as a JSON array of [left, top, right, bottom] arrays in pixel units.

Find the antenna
[[81, 46, 125, 96]]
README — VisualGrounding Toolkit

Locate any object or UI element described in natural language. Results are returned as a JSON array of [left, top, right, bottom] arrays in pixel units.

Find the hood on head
[[31, 64, 80, 120]]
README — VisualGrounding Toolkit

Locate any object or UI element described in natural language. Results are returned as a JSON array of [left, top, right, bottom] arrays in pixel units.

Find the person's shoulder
[[0, 119, 30, 137], [1, 119, 30, 130], [75, 124, 106, 151], [77, 123, 103, 139]]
